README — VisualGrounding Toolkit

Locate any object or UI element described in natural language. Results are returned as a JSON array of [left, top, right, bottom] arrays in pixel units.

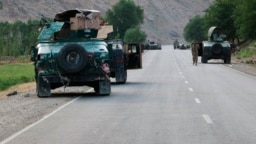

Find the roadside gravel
[[0, 61, 256, 142], [0, 86, 91, 142], [226, 62, 256, 77]]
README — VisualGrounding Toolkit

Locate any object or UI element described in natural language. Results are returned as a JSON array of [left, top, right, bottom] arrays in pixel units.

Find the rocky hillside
[[0, 0, 213, 44]]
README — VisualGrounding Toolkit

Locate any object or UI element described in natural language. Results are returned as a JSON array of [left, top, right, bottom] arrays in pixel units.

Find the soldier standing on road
[[191, 40, 199, 65]]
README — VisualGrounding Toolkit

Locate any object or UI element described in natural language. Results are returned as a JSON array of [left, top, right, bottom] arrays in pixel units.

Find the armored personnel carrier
[[31, 9, 114, 97], [198, 26, 233, 64]]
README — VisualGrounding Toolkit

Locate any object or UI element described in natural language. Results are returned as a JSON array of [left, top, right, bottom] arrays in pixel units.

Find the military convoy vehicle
[[30, 9, 142, 97], [144, 40, 161, 50], [198, 26, 233, 64], [173, 39, 179, 49], [148, 41, 161, 50], [173, 39, 190, 50]]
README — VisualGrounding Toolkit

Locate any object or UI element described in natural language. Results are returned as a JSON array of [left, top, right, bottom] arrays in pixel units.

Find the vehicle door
[[125, 43, 142, 69]]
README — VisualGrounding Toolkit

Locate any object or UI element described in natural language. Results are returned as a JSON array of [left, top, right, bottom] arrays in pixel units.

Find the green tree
[[204, 0, 236, 41], [105, 0, 144, 39], [183, 15, 206, 42], [233, 0, 256, 40], [124, 27, 146, 42], [0, 22, 11, 56], [0, 20, 40, 56]]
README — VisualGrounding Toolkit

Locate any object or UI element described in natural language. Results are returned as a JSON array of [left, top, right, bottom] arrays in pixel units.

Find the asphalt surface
[[2, 46, 256, 144]]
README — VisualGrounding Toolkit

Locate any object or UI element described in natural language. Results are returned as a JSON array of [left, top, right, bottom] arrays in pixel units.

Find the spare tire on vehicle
[[212, 43, 223, 55], [58, 44, 87, 73]]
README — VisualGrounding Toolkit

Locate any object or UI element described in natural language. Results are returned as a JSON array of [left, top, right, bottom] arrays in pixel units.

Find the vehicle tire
[[58, 44, 87, 73], [201, 55, 208, 63], [94, 84, 99, 93], [212, 43, 223, 55], [37, 76, 51, 98], [224, 56, 231, 64]]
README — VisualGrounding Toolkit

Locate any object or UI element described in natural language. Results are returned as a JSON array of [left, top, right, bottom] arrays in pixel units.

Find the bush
[[236, 41, 256, 58]]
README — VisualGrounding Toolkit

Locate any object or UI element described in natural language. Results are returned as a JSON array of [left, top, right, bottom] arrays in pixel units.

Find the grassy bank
[[235, 40, 256, 58], [0, 63, 35, 91]]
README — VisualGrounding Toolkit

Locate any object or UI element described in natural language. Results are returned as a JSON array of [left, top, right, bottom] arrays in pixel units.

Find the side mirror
[[39, 17, 50, 29]]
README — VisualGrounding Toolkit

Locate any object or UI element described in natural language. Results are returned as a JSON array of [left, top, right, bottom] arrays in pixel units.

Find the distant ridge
[[0, 0, 213, 44]]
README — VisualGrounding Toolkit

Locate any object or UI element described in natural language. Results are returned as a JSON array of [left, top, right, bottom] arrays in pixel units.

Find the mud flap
[[115, 69, 127, 84], [37, 76, 51, 97], [99, 80, 111, 95]]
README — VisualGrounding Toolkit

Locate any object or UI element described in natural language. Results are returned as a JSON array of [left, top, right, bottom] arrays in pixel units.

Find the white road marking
[[189, 88, 194, 92], [0, 88, 93, 144], [202, 114, 213, 124], [195, 98, 201, 104], [185, 81, 189, 84]]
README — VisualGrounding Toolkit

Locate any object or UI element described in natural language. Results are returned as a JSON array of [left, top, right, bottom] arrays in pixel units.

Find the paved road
[[2, 46, 256, 144]]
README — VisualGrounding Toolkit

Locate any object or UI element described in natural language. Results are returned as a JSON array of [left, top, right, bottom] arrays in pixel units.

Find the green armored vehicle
[[31, 9, 113, 97], [199, 26, 233, 64]]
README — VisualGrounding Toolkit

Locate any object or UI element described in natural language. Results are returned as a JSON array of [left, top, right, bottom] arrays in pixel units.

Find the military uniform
[[191, 42, 199, 65]]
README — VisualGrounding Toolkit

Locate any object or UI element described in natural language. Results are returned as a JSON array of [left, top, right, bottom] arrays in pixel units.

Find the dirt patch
[[0, 85, 75, 142], [0, 82, 36, 99]]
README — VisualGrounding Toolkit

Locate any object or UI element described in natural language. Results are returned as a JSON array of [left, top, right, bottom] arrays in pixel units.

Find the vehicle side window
[[128, 45, 137, 53], [54, 23, 70, 40]]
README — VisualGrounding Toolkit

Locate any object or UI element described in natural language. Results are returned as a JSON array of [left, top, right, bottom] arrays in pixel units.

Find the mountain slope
[[0, 0, 213, 44]]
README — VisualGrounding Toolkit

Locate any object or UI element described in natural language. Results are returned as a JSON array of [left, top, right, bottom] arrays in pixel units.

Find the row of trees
[[183, 0, 256, 43], [0, 20, 39, 56]]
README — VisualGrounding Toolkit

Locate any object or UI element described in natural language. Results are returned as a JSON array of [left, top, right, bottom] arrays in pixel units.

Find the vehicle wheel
[[201, 55, 208, 63], [94, 84, 99, 93], [212, 43, 223, 55], [224, 56, 231, 64], [37, 76, 51, 98], [58, 44, 87, 74]]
